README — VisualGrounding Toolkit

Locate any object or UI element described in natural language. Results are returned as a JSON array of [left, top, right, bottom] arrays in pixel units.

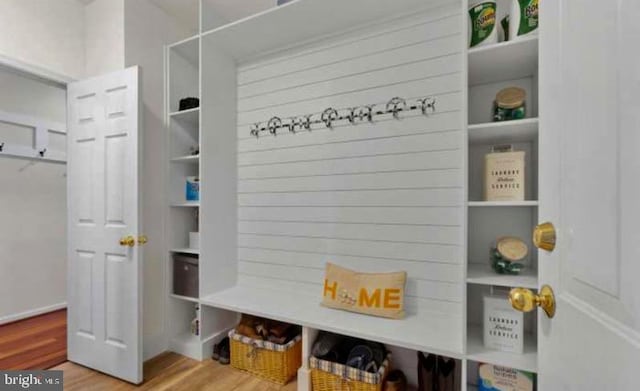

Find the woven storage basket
[[310, 354, 391, 391], [229, 330, 302, 385]]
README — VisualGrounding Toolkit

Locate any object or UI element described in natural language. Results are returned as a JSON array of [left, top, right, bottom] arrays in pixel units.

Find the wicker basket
[[310, 354, 391, 391], [229, 330, 302, 385]]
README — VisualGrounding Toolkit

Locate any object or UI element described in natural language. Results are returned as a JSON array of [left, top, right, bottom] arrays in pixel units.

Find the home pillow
[[321, 262, 407, 319]]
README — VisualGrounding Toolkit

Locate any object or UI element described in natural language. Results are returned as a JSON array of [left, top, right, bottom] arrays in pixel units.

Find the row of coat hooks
[[0, 142, 47, 157], [249, 96, 436, 138]]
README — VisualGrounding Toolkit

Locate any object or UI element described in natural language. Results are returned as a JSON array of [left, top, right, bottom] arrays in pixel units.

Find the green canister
[[510, 0, 539, 39], [494, 87, 526, 122], [468, 0, 498, 48]]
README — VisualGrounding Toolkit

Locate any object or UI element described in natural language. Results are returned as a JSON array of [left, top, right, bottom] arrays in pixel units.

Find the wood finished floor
[[54, 352, 298, 391], [0, 309, 67, 370]]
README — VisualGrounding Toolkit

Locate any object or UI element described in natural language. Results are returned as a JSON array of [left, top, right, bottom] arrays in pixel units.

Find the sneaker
[[385, 369, 407, 391], [218, 337, 230, 365]]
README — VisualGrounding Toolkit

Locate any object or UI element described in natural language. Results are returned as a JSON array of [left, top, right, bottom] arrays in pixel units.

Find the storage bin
[[229, 330, 302, 385], [310, 353, 391, 391], [173, 254, 199, 298]]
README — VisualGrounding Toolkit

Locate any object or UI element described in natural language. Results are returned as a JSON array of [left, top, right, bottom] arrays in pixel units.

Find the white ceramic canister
[[509, 0, 539, 40], [468, 0, 498, 48]]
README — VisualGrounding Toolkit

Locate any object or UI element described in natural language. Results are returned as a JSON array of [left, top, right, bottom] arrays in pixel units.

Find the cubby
[[163, 0, 541, 388]]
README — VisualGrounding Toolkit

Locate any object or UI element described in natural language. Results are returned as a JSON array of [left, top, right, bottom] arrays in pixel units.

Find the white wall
[[124, 0, 193, 360], [85, 0, 125, 77], [0, 67, 67, 323], [0, 0, 85, 80]]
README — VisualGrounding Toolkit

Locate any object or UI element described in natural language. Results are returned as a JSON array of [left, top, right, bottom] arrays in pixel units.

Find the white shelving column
[[166, 35, 206, 360], [464, 0, 540, 385]]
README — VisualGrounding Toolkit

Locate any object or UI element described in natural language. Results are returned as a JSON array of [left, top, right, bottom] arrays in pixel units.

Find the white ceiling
[[75, 0, 277, 33], [150, 0, 276, 31]]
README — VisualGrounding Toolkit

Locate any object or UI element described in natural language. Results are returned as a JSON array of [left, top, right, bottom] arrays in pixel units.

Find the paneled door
[[537, 0, 640, 389], [66, 67, 142, 383]]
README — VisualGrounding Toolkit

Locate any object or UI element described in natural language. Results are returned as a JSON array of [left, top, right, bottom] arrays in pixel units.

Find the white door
[[538, 0, 640, 389], [66, 66, 143, 384]]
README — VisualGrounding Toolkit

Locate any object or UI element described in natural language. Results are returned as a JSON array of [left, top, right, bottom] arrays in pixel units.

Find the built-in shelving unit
[[163, 0, 542, 389], [465, 0, 540, 386]]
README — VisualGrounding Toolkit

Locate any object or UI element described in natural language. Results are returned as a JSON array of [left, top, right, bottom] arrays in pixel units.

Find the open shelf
[[468, 36, 538, 86], [171, 293, 199, 303], [201, 284, 464, 357], [467, 264, 538, 289], [171, 154, 199, 163], [467, 325, 537, 373], [169, 107, 200, 124], [170, 248, 200, 255], [468, 201, 538, 207], [168, 35, 199, 65], [170, 202, 200, 208], [468, 118, 538, 145]]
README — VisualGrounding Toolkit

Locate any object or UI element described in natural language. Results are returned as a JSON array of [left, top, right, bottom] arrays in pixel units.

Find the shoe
[[218, 337, 230, 365], [417, 352, 436, 391], [384, 369, 407, 391], [212, 341, 221, 361], [437, 356, 456, 391]]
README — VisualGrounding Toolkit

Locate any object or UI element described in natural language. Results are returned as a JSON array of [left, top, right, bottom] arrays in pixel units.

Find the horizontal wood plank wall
[[235, 5, 464, 316]]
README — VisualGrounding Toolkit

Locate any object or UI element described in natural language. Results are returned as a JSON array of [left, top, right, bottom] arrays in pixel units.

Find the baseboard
[[0, 302, 67, 325], [144, 333, 168, 361]]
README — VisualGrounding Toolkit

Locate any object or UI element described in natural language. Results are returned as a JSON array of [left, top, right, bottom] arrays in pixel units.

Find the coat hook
[[0, 142, 4, 152], [267, 117, 281, 136], [386, 97, 406, 119], [419, 97, 436, 116], [321, 108, 338, 128], [251, 123, 261, 138], [39, 148, 47, 157], [347, 108, 357, 124], [303, 115, 313, 131]]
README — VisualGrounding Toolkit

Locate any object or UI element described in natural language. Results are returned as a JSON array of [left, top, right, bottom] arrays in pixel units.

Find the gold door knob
[[137, 235, 148, 246], [509, 285, 556, 318], [119, 235, 136, 247], [533, 222, 556, 252]]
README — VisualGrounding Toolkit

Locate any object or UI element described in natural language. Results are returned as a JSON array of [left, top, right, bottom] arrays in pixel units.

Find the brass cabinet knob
[[533, 222, 556, 252], [137, 235, 148, 246], [119, 235, 136, 247], [509, 285, 556, 318]]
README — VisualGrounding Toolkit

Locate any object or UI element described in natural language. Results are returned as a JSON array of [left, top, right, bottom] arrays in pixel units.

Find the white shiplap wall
[[235, 5, 464, 317]]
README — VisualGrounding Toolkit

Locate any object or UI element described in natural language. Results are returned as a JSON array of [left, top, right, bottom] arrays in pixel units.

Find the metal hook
[[287, 118, 297, 134], [347, 108, 357, 124], [419, 97, 436, 115], [39, 148, 47, 157], [303, 115, 313, 131], [321, 108, 338, 128], [0, 142, 4, 152], [386, 97, 407, 119], [250, 123, 261, 138], [357, 105, 374, 122], [267, 117, 281, 136]]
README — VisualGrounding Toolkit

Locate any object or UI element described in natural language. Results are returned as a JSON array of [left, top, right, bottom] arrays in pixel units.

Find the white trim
[[561, 293, 640, 349], [0, 53, 74, 86], [0, 302, 67, 325]]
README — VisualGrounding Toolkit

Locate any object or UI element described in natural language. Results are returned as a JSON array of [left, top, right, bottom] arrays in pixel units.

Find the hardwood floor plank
[[0, 309, 67, 370], [54, 353, 299, 391]]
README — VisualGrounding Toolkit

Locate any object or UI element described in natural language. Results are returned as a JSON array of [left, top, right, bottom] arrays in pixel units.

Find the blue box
[[186, 176, 199, 201]]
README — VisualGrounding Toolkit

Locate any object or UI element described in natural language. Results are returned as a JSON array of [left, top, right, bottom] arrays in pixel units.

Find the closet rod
[[249, 96, 436, 138]]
